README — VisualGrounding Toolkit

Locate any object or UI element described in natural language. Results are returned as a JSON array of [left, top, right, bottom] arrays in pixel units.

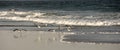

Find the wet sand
[[62, 34, 120, 43], [0, 31, 120, 50], [0, 19, 120, 50]]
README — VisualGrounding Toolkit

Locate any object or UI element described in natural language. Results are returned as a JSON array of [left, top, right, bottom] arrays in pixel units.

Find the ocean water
[[0, 1, 120, 26], [0, 1, 120, 11], [0, 1, 120, 44]]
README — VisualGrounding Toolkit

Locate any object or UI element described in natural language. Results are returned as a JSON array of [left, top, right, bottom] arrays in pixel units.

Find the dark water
[[0, 0, 120, 11]]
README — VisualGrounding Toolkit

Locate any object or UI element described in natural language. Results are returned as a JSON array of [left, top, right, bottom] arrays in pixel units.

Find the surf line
[[0, 17, 120, 26]]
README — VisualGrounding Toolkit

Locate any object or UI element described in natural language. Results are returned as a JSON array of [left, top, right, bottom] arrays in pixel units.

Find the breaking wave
[[0, 10, 120, 26]]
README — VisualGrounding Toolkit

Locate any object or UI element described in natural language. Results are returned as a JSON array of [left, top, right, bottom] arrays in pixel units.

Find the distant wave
[[0, 10, 120, 26]]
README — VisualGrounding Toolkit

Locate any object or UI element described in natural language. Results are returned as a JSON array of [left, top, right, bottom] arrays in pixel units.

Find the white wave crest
[[0, 17, 120, 26], [0, 11, 120, 26]]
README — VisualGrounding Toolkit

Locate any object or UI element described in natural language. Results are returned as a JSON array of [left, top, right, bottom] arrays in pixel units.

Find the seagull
[[65, 25, 72, 31], [37, 25, 41, 28], [48, 29, 56, 32], [13, 29, 26, 32], [45, 24, 48, 26], [67, 27, 71, 31], [13, 29, 19, 32]]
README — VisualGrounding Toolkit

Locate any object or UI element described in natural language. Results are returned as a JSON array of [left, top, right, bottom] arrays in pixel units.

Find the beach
[[0, 31, 120, 50], [0, 1, 120, 50], [0, 19, 120, 50]]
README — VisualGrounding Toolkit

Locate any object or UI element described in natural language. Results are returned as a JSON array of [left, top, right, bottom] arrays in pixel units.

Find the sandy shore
[[0, 19, 120, 50], [0, 31, 120, 50]]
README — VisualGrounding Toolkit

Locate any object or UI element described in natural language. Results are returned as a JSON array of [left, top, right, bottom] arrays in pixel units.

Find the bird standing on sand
[[48, 29, 56, 32], [65, 25, 72, 31], [37, 25, 41, 28], [67, 27, 71, 31]]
